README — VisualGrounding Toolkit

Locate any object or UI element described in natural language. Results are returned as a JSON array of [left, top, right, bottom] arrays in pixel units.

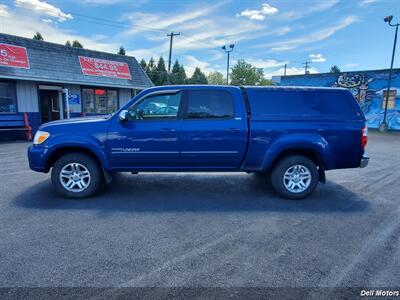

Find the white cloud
[[246, 58, 287, 69], [121, 2, 226, 36], [0, 4, 10, 18], [184, 55, 216, 76], [14, 0, 72, 22], [118, 1, 290, 62], [2, 7, 118, 52], [209, 50, 224, 61], [283, 0, 339, 20], [264, 66, 318, 79], [237, 3, 278, 21], [122, 13, 268, 61], [82, 0, 131, 4], [359, 0, 378, 6], [309, 53, 326, 63], [260, 16, 359, 51]]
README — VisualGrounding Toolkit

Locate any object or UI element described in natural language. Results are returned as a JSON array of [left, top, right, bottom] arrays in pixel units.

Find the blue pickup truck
[[28, 85, 368, 199]]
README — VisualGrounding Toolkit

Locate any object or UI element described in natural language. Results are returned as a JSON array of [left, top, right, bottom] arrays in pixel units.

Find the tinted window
[[128, 93, 181, 120], [0, 81, 16, 113], [252, 91, 354, 116], [186, 90, 234, 119]]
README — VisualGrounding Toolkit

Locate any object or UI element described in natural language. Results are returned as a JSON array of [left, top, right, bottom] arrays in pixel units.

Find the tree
[[179, 65, 188, 84], [230, 59, 265, 86], [139, 59, 147, 71], [154, 57, 168, 86], [65, 40, 72, 47], [259, 78, 274, 86], [33, 32, 44, 41], [146, 57, 157, 84], [207, 71, 225, 85], [170, 60, 187, 85], [117, 46, 126, 55], [72, 40, 83, 48], [188, 67, 208, 84], [330, 65, 341, 74]]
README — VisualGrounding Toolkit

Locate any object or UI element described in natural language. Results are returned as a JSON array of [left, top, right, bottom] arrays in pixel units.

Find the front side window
[[186, 90, 234, 119], [83, 88, 118, 114], [0, 81, 17, 113], [128, 93, 181, 120]]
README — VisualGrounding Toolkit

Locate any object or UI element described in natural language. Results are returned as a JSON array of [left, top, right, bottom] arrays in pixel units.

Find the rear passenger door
[[180, 89, 247, 169]]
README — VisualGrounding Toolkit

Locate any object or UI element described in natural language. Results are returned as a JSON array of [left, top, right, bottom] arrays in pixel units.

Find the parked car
[[28, 85, 369, 199]]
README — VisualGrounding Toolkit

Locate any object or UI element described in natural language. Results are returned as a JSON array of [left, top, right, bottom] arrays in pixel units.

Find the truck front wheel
[[271, 155, 318, 199], [51, 153, 102, 199]]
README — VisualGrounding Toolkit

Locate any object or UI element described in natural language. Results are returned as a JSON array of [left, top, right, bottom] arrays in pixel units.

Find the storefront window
[[82, 88, 95, 113], [82, 88, 118, 114], [0, 81, 17, 113]]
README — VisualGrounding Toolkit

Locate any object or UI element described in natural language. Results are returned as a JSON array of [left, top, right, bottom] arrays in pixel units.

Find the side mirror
[[119, 110, 128, 122]]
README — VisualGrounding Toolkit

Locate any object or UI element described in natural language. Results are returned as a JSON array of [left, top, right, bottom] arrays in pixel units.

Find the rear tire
[[271, 155, 318, 200], [51, 152, 102, 199]]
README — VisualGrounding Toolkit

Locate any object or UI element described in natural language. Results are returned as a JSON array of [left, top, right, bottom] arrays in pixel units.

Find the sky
[[0, 0, 399, 78]]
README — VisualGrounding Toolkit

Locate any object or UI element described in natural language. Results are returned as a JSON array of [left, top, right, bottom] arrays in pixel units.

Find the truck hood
[[39, 115, 112, 130]]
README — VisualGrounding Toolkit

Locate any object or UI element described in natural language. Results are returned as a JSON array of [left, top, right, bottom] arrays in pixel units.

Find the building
[[0, 33, 153, 139], [274, 68, 400, 130]]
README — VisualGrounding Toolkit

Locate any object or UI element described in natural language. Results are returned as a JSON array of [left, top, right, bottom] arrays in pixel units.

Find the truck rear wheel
[[51, 153, 102, 199], [271, 155, 318, 199]]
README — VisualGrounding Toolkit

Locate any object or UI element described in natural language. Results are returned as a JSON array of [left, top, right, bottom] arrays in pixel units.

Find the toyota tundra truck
[[28, 85, 369, 199]]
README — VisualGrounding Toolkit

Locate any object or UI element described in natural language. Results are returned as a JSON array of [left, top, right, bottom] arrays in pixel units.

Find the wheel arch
[[265, 147, 327, 183], [46, 146, 104, 172], [269, 148, 323, 171]]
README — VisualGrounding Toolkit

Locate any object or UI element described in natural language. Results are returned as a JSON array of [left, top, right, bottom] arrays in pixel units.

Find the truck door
[[107, 90, 183, 170], [180, 88, 247, 169]]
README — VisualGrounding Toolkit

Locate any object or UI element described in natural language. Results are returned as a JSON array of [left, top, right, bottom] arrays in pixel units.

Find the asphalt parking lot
[[0, 131, 399, 294]]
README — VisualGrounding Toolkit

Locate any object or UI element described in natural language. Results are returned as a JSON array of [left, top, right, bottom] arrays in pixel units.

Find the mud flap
[[319, 166, 326, 183], [103, 168, 113, 184]]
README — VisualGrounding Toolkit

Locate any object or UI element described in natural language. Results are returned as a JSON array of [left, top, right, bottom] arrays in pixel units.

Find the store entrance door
[[39, 89, 60, 123]]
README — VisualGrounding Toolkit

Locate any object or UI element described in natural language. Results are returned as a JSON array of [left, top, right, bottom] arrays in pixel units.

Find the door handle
[[226, 128, 240, 133], [160, 128, 175, 133]]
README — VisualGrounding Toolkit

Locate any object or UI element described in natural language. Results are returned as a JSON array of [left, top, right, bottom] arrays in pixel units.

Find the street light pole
[[222, 44, 234, 85], [380, 15, 399, 132]]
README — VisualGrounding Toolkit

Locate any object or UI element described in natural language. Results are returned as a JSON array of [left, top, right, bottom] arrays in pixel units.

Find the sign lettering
[[0, 43, 30, 69]]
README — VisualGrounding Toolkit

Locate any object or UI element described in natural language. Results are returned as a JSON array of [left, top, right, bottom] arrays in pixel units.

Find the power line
[[68, 11, 170, 34]]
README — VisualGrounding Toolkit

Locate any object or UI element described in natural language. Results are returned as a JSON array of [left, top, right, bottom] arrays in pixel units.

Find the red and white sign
[[0, 43, 30, 69], [79, 56, 132, 80]]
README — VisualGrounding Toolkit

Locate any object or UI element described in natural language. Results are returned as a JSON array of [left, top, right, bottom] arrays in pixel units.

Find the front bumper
[[28, 145, 50, 172], [360, 155, 369, 168]]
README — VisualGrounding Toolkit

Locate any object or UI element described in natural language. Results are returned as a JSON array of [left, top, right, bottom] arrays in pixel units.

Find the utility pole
[[167, 31, 180, 73], [222, 44, 235, 85], [303, 61, 311, 74], [284, 64, 287, 76], [381, 15, 399, 132]]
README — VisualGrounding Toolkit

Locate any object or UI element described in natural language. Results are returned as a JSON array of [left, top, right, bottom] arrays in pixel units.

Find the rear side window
[[186, 90, 234, 119], [252, 90, 354, 116]]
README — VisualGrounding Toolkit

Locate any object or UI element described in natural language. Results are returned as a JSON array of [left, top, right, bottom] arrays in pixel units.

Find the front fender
[[261, 133, 332, 170], [45, 134, 110, 171]]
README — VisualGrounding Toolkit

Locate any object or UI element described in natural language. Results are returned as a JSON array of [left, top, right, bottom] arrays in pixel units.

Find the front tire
[[271, 155, 318, 200], [51, 153, 102, 199]]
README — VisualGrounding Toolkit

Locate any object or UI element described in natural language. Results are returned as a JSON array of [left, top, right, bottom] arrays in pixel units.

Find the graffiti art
[[280, 70, 400, 130]]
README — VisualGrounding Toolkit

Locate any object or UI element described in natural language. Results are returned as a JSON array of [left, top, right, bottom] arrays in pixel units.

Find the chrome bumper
[[360, 155, 369, 168]]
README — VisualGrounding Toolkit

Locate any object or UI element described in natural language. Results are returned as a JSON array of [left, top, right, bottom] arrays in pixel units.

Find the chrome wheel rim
[[283, 164, 311, 193], [59, 163, 91, 193]]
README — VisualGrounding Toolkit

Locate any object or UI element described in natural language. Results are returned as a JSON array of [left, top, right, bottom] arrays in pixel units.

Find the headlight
[[33, 131, 50, 145]]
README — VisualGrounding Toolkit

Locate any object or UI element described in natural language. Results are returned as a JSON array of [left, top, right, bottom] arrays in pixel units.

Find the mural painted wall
[[279, 69, 400, 130]]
